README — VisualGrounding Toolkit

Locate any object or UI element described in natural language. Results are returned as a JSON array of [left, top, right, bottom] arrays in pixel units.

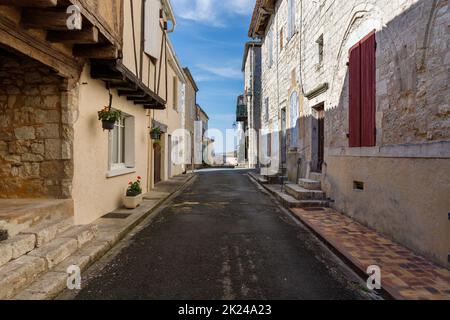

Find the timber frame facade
[[0, 0, 189, 226]]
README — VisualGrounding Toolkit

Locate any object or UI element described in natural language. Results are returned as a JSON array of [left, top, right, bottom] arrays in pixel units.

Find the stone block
[[14, 272, 68, 300], [21, 153, 44, 162], [14, 126, 35, 140], [44, 139, 62, 160], [31, 142, 45, 155], [29, 238, 78, 269], [0, 242, 12, 267], [36, 124, 60, 139], [60, 225, 97, 249], [3, 234, 37, 259], [40, 161, 64, 179], [0, 255, 46, 300]]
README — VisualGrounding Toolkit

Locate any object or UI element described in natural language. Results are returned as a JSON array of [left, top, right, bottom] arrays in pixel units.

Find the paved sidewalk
[[291, 208, 450, 300]]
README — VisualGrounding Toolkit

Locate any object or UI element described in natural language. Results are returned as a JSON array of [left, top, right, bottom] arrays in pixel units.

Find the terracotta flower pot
[[123, 193, 143, 209]]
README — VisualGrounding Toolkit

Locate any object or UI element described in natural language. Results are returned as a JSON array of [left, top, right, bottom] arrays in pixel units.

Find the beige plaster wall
[[72, 65, 150, 225], [324, 155, 450, 267]]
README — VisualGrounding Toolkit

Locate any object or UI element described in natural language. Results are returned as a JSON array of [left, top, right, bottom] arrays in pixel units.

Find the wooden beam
[[0, 0, 57, 7], [127, 94, 149, 101], [47, 27, 99, 44], [144, 104, 165, 110], [22, 9, 78, 31], [0, 13, 81, 78], [73, 44, 118, 59]]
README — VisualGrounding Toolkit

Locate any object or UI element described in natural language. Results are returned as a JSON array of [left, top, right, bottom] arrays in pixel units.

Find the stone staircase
[[284, 175, 330, 208], [252, 172, 330, 209], [0, 213, 99, 300]]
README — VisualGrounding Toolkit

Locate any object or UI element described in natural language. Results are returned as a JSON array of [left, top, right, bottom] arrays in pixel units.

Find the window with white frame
[[287, 0, 296, 39], [289, 91, 299, 148], [268, 29, 273, 67], [317, 34, 324, 65], [264, 97, 269, 122], [109, 111, 135, 173]]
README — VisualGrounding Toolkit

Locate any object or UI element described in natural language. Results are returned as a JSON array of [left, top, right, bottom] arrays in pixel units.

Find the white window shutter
[[144, 0, 162, 60]]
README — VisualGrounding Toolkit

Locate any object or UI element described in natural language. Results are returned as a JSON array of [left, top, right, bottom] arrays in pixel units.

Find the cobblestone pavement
[[66, 169, 373, 300], [291, 208, 450, 300]]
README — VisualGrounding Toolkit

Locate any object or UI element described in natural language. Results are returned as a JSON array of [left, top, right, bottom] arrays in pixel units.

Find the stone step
[[14, 241, 111, 300], [0, 218, 73, 268], [0, 199, 74, 239], [298, 178, 322, 191], [28, 238, 79, 270], [0, 225, 97, 299], [21, 218, 73, 248], [265, 185, 330, 209], [284, 184, 326, 201], [309, 172, 323, 182], [0, 255, 46, 300], [0, 234, 36, 268]]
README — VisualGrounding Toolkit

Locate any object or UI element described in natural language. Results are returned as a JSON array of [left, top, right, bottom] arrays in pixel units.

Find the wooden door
[[154, 144, 162, 184], [317, 108, 325, 172]]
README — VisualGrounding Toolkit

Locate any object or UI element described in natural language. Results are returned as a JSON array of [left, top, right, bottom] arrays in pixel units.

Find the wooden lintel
[[0, 0, 57, 7], [47, 27, 99, 44], [74, 44, 118, 59], [22, 9, 79, 31]]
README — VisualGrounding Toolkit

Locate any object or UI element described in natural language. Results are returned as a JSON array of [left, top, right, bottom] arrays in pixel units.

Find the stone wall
[[0, 50, 74, 199], [260, 0, 303, 178]]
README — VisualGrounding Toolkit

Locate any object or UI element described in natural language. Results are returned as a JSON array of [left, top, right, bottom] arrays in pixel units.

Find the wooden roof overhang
[[248, 0, 275, 38], [91, 59, 166, 110]]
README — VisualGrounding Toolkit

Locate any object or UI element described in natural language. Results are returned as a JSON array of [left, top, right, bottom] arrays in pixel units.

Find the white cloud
[[197, 64, 242, 79], [171, 0, 253, 27]]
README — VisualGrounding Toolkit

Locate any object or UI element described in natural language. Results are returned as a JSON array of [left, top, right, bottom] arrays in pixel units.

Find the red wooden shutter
[[360, 31, 376, 147], [348, 43, 361, 147]]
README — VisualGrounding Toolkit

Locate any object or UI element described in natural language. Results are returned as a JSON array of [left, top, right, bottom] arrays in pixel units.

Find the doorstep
[[290, 207, 450, 300]]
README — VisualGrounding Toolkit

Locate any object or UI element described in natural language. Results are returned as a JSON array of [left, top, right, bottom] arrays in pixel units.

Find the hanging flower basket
[[101, 120, 116, 130], [150, 127, 162, 140], [98, 107, 121, 131]]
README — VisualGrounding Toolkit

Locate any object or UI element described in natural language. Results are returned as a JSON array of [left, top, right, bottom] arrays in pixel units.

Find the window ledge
[[106, 167, 136, 178]]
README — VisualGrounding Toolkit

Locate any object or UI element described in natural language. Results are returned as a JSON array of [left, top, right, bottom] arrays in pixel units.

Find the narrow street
[[66, 170, 371, 300]]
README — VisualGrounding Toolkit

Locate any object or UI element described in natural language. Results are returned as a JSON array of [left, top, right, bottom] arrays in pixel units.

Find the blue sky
[[169, 0, 254, 153]]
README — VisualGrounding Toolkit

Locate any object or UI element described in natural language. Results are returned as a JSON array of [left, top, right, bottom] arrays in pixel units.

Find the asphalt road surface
[[66, 169, 372, 300]]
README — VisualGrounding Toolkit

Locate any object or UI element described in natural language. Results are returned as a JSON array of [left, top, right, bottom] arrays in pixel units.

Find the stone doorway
[[311, 103, 325, 173]]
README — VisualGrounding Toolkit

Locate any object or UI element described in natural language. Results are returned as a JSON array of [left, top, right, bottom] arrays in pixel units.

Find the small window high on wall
[[348, 31, 376, 148]]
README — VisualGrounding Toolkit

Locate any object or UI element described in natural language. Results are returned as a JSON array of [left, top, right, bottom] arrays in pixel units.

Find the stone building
[[0, 0, 189, 232], [249, 0, 450, 267], [242, 41, 262, 169], [183, 67, 199, 172]]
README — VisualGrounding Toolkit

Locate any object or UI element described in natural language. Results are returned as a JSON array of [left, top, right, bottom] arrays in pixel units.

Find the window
[[109, 111, 135, 175], [287, 0, 296, 39], [348, 31, 376, 148], [144, 0, 162, 60], [264, 97, 269, 122], [317, 34, 324, 65], [280, 28, 284, 50], [173, 76, 178, 111], [268, 29, 273, 67], [289, 91, 299, 148]]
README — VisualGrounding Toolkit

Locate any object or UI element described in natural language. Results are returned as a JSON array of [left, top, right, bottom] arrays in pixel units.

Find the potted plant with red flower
[[123, 176, 143, 209]]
